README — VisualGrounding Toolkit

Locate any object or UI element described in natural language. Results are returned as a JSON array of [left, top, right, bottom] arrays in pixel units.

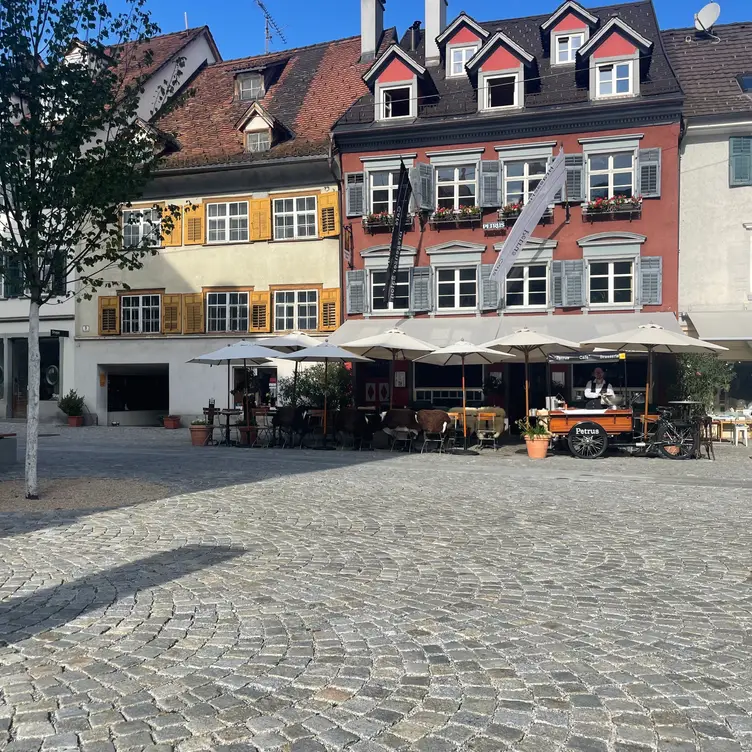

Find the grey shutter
[[479, 160, 501, 208], [729, 137, 752, 187], [4, 255, 23, 298], [638, 148, 661, 198], [563, 260, 585, 307], [346, 269, 367, 314], [640, 256, 662, 306], [410, 267, 432, 312], [410, 163, 434, 211], [480, 264, 500, 310], [345, 173, 365, 217], [555, 154, 585, 202], [550, 260, 563, 307]]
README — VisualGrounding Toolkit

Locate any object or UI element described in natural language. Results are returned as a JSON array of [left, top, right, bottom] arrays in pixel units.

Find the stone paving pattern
[[0, 426, 751, 751]]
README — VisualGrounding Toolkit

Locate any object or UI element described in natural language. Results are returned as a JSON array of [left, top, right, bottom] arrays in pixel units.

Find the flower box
[[501, 207, 553, 227], [362, 212, 414, 234], [429, 207, 482, 230], [583, 196, 643, 223]]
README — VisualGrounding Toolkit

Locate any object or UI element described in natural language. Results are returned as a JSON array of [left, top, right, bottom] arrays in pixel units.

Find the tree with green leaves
[[0, 0, 186, 498], [675, 353, 736, 411]]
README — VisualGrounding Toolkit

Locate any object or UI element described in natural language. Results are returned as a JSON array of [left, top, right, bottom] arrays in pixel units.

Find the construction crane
[[255, 0, 286, 54]]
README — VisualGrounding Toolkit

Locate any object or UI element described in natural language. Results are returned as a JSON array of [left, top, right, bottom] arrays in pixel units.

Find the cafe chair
[[732, 417, 749, 447], [202, 404, 220, 446], [476, 412, 499, 451], [694, 415, 715, 460], [252, 408, 275, 448], [417, 409, 451, 453]]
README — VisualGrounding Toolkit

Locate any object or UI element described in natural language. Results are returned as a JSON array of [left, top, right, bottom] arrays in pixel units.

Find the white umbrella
[[257, 332, 321, 405], [484, 328, 581, 418], [416, 340, 514, 445], [340, 328, 435, 408], [581, 323, 727, 438]]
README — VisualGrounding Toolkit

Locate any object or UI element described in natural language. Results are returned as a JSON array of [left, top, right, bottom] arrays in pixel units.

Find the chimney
[[424, 0, 447, 66], [410, 20, 421, 52], [361, 0, 385, 63]]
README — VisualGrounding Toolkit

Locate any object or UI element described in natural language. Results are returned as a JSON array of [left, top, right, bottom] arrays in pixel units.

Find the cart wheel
[[567, 421, 609, 459], [656, 420, 696, 460]]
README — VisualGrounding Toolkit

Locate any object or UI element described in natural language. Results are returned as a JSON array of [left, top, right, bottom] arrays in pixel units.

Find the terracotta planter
[[67, 415, 84, 427], [237, 426, 258, 446], [190, 425, 211, 446], [163, 416, 181, 429], [525, 435, 549, 460]]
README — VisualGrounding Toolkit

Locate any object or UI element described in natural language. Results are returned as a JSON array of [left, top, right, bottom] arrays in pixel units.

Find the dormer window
[[246, 130, 271, 153], [381, 86, 412, 119], [554, 33, 584, 64], [448, 45, 479, 77], [238, 73, 264, 101], [596, 61, 633, 98], [486, 74, 518, 109]]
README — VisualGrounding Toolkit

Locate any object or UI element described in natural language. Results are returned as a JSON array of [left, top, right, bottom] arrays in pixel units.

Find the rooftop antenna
[[255, 0, 287, 54], [694, 1, 721, 41]]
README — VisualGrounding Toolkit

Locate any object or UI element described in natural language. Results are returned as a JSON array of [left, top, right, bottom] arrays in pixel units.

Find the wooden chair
[[476, 412, 499, 451]]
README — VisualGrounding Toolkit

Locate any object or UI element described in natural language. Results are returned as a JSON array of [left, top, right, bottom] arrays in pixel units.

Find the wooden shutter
[[250, 198, 272, 241], [638, 149, 662, 198], [162, 294, 182, 333], [410, 163, 434, 211], [479, 264, 499, 310], [319, 288, 339, 332], [410, 267, 432, 312], [250, 290, 271, 332], [98, 296, 120, 335], [480, 161, 501, 208], [162, 205, 183, 247], [182, 293, 204, 334], [550, 260, 563, 307], [318, 192, 340, 238], [345, 173, 365, 217], [556, 154, 585, 202], [563, 260, 585, 307], [184, 204, 205, 245], [640, 256, 663, 306], [729, 137, 752, 187], [346, 269, 367, 314]]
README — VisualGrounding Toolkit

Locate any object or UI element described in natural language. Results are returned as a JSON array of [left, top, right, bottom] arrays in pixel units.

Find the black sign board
[[50, 329, 69, 338], [383, 162, 413, 305], [547, 350, 625, 363]]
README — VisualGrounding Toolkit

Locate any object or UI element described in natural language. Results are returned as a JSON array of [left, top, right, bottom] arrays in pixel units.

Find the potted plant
[[189, 418, 211, 446], [457, 205, 482, 220], [163, 415, 181, 429], [517, 418, 550, 460], [58, 390, 85, 427], [363, 211, 393, 229], [431, 206, 456, 223], [501, 201, 523, 218]]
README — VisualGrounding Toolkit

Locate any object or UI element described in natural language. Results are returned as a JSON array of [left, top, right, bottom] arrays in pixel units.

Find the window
[[555, 33, 584, 64], [449, 45, 479, 76], [589, 261, 633, 305], [123, 208, 159, 248], [588, 152, 634, 200], [737, 73, 752, 93], [206, 202, 249, 243], [274, 289, 318, 331], [369, 170, 401, 214], [246, 131, 271, 153], [436, 165, 477, 210], [371, 270, 410, 310], [121, 294, 160, 334], [486, 75, 517, 109], [505, 264, 548, 308], [437, 267, 477, 309], [596, 61, 633, 97], [504, 159, 548, 204], [381, 86, 412, 119], [238, 73, 264, 101], [206, 292, 249, 332], [273, 196, 317, 239]]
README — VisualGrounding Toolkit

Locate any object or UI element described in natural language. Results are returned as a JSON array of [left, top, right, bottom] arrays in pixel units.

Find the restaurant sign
[[547, 351, 627, 363], [483, 221, 505, 231]]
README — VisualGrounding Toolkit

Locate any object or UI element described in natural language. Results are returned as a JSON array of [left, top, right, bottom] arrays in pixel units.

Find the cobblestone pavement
[[1, 426, 752, 752]]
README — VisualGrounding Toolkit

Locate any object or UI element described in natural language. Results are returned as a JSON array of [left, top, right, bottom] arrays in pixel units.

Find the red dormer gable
[[482, 46, 523, 72], [466, 31, 534, 74], [552, 12, 590, 32], [578, 17, 652, 59], [448, 26, 483, 45], [362, 44, 426, 86], [378, 57, 417, 83], [436, 13, 490, 50], [592, 31, 638, 59]]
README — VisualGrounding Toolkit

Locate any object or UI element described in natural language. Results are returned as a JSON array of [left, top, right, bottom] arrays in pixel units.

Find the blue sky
[[147, 0, 747, 60]]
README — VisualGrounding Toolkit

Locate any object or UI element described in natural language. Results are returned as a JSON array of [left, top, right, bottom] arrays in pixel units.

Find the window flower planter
[[430, 207, 482, 230], [501, 207, 553, 227], [583, 196, 643, 223], [362, 212, 414, 234]]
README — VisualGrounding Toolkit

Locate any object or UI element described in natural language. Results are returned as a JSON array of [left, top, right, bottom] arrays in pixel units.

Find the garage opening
[[106, 364, 169, 426]]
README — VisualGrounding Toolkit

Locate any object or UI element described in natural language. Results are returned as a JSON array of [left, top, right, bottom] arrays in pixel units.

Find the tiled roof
[[337, 0, 681, 128], [661, 23, 752, 119], [156, 30, 398, 169]]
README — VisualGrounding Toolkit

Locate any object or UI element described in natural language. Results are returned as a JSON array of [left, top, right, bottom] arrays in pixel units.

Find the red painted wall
[[341, 122, 681, 317], [592, 32, 638, 58], [553, 13, 589, 32], [377, 58, 415, 84], [480, 46, 522, 72], [446, 26, 482, 45]]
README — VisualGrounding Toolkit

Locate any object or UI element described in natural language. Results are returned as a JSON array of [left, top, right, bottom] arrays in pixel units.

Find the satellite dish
[[694, 2, 721, 32]]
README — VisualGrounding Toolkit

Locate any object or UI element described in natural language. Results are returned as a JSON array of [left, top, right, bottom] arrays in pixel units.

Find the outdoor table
[[219, 408, 242, 446], [668, 400, 705, 420]]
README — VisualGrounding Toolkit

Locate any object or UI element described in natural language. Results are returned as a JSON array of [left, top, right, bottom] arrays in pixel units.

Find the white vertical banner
[[490, 149, 567, 282]]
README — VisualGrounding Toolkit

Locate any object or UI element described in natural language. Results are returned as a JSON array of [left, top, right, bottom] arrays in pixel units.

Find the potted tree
[[163, 415, 181, 429], [517, 418, 550, 460], [58, 390, 85, 427], [189, 419, 211, 446]]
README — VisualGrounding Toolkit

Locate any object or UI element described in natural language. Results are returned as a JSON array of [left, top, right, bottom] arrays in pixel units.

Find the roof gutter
[[155, 153, 328, 177]]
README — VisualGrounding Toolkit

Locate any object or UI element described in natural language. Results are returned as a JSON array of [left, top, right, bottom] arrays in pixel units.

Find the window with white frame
[[371, 269, 410, 310], [596, 61, 633, 97], [246, 131, 271, 153], [238, 73, 264, 101], [121, 294, 160, 334], [503, 158, 548, 204], [449, 45, 479, 76], [437, 267, 477, 309], [486, 74, 518, 109], [123, 208, 160, 248], [589, 260, 633, 305], [206, 291, 249, 332], [206, 201, 249, 243], [588, 152, 634, 200], [381, 86, 412, 119], [369, 170, 400, 214], [505, 264, 548, 307], [436, 165, 477, 210], [274, 289, 318, 331], [554, 33, 584, 64], [273, 196, 317, 239]]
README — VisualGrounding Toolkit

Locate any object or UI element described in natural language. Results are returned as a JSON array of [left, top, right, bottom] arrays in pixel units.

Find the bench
[[0, 433, 18, 465]]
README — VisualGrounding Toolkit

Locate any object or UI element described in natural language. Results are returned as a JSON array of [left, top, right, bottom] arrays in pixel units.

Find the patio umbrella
[[483, 328, 580, 419], [257, 331, 321, 406], [416, 340, 514, 447], [277, 344, 372, 446], [340, 328, 435, 408], [580, 323, 727, 438]]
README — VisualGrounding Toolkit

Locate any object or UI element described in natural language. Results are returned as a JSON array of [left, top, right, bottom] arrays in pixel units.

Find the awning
[[686, 311, 752, 342], [329, 312, 682, 349]]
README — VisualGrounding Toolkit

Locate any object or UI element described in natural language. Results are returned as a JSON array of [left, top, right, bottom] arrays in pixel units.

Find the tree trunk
[[25, 300, 41, 499]]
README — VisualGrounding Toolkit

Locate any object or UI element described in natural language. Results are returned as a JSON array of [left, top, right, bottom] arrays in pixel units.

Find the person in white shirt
[[585, 367, 615, 403]]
